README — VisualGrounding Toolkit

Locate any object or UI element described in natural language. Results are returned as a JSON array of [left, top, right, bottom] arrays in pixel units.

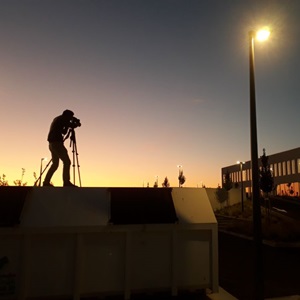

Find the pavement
[[207, 287, 238, 299]]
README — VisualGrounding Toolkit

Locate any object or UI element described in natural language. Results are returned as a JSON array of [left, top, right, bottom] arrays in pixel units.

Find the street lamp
[[39, 157, 47, 187], [249, 28, 270, 300], [237, 161, 245, 212]]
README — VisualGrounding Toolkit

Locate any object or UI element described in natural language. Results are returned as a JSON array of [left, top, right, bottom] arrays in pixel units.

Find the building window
[[292, 160, 296, 174], [242, 170, 246, 181], [273, 163, 277, 177], [278, 162, 282, 176], [270, 164, 273, 175], [282, 161, 286, 176], [287, 161, 291, 175]]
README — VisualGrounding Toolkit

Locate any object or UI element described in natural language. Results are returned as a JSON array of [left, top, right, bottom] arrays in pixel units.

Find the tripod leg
[[74, 142, 82, 187], [72, 142, 76, 185], [34, 159, 53, 186], [69, 129, 82, 187]]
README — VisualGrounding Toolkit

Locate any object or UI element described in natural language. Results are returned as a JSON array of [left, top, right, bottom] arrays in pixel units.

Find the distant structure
[[221, 147, 300, 197]]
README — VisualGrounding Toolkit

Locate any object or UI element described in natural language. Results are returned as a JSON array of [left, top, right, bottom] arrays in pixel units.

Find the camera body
[[69, 117, 81, 128]]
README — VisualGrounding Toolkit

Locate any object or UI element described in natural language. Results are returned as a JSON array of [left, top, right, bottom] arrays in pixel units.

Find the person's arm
[[62, 124, 69, 135], [60, 117, 72, 135]]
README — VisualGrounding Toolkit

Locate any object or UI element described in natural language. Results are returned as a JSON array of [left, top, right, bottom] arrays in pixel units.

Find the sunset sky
[[1, 0, 300, 188]]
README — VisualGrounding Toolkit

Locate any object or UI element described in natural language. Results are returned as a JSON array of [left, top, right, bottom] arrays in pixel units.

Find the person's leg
[[60, 146, 71, 184], [45, 142, 76, 186], [43, 144, 60, 185], [50, 142, 71, 184]]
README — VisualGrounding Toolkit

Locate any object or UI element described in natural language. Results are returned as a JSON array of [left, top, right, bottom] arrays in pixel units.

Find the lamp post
[[237, 161, 245, 212], [249, 28, 270, 300]]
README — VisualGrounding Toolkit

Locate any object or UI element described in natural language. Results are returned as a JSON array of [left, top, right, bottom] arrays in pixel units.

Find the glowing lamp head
[[256, 28, 270, 41]]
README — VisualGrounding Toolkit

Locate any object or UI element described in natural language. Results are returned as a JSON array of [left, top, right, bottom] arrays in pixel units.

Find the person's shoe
[[63, 181, 78, 187], [43, 182, 54, 187]]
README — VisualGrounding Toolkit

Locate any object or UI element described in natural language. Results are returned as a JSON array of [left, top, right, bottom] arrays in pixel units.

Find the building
[[221, 147, 300, 197]]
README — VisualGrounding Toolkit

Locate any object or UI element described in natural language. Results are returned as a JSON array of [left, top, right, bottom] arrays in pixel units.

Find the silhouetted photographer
[[43, 109, 81, 187]]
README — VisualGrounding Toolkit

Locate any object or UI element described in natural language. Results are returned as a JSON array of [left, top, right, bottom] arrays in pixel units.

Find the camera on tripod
[[69, 117, 81, 129]]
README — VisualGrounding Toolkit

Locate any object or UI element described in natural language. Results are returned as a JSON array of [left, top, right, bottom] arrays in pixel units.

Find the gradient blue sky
[[1, 0, 300, 187]]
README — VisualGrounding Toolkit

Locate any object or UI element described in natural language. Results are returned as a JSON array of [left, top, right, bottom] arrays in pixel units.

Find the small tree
[[259, 149, 274, 194], [178, 170, 186, 187], [223, 170, 232, 191], [162, 177, 170, 188], [259, 149, 274, 217], [215, 186, 229, 208]]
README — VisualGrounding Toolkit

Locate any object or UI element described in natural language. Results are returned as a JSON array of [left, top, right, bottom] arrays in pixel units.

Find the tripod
[[34, 128, 82, 187], [69, 128, 82, 187]]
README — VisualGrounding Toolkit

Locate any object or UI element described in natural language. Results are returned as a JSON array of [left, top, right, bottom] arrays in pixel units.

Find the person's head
[[62, 109, 74, 120]]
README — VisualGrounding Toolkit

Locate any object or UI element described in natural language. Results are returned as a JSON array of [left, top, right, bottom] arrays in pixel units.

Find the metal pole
[[240, 162, 244, 212], [249, 30, 264, 300]]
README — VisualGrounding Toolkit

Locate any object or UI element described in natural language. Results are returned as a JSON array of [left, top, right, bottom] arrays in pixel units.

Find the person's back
[[47, 115, 69, 142]]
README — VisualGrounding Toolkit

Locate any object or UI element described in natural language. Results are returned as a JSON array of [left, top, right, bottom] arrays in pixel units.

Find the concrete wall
[[205, 187, 245, 211]]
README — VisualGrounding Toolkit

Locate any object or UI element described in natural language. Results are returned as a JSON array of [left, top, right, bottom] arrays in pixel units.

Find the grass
[[216, 200, 300, 243]]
